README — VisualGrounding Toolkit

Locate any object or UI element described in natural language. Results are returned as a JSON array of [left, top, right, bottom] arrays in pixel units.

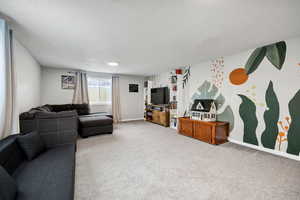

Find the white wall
[[41, 67, 74, 104], [147, 72, 169, 88], [119, 75, 145, 121], [41, 67, 145, 120], [14, 38, 41, 114]]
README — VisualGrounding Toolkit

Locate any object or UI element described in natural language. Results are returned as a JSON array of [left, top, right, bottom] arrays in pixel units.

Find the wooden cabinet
[[179, 117, 193, 137], [152, 110, 160, 123], [146, 107, 170, 127], [193, 122, 212, 143], [178, 117, 229, 145]]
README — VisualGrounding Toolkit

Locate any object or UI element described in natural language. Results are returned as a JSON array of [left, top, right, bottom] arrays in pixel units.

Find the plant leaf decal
[[238, 94, 258, 145], [266, 41, 286, 70], [245, 47, 266, 75], [182, 66, 191, 89], [261, 81, 279, 149], [287, 89, 300, 155]]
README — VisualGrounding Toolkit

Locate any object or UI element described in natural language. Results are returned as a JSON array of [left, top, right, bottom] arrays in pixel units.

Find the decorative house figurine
[[190, 99, 217, 121]]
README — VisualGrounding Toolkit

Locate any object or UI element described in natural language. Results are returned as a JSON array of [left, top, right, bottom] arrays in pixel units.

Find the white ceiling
[[1, 0, 300, 76]]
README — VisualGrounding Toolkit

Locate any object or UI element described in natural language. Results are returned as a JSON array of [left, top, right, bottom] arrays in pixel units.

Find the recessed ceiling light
[[107, 62, 119, 66]]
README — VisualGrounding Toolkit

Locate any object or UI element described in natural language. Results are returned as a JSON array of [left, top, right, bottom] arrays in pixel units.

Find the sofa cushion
[[71, 104, 90, 115], [79, 115, 113, 128], [0, 135, 25, 175], [35, 106, 51, 112], [0, 165, 17, 200], [13, 144, 75, 200], [19, 108, 39, 120], [49, 104, 90, 115], [17, 132, 46, 160]]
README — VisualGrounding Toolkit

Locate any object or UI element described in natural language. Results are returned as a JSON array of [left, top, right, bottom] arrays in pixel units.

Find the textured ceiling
[[0, 0, 300, 75]]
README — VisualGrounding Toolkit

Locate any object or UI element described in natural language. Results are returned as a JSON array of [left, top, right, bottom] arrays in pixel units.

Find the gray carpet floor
[[75, 121, 300, 200]]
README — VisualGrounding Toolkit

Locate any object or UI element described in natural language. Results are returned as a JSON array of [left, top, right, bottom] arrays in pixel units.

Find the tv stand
[[145, 105, 169, 127]]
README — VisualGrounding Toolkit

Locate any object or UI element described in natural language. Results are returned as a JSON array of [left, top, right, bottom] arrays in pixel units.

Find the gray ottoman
[[79, 115, 113, 138]]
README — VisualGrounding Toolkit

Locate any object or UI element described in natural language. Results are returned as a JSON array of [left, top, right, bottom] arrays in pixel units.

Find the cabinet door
[[179, 118, 193, 137], [152, 111, 160, 123], [159, 112, 166, 124], [193, 122, 212, 143]]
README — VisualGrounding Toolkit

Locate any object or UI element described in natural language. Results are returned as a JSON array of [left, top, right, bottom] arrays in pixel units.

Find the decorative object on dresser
[[178, 117, 229, 145], [190, 99, 217, 121]]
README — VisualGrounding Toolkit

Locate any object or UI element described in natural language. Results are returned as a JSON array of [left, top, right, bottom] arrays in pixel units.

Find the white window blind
[[87, 77, 112, 105]]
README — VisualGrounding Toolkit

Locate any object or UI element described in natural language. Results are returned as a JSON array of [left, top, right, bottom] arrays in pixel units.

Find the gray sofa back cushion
[[0, 165, 17, 200]]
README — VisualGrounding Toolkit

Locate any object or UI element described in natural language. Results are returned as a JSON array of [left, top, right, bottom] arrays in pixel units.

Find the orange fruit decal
[[229, 68, 249, 85]]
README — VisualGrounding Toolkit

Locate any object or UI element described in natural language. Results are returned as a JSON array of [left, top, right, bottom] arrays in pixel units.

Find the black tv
[[151, 87, 169, 105]]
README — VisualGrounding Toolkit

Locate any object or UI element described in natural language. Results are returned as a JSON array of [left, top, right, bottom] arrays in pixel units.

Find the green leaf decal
[[287, 89, 300, 155], [217, 105, 235, 132], [182, 66, 191, 89], [266, 41, 286, 70], [261, 81, 279, 149], [238, 94, 258, 145], [245, 47, 267, 75]]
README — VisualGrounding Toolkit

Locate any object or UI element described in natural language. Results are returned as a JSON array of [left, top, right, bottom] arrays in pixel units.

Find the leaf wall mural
[[266, 41, 286, 70], [245, 47, 267, 75], [217, 105, 235, 132], [182, 66, 191, 89], [191, 80, 235, 131], [287, 89, 300, 155], [229, 41, 287, 85], [238, 94, 258, 145], [261, 81, 280, 149]]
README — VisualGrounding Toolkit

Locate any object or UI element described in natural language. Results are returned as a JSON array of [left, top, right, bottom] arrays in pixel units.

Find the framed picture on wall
[[61, 75, 75, 89], [129, 84, 139, 92]]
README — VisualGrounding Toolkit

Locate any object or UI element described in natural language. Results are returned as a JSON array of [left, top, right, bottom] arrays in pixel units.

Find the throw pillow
[[17, 131, 46, 160], [0, 165, 17, 200]]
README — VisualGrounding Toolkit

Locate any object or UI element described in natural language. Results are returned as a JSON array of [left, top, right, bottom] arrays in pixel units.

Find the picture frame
[[61, 75, 75, 89], [129, 84, 139, 92]]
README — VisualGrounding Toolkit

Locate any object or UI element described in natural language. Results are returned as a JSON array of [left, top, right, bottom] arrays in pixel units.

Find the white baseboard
[[120, 118, 144, 122], [229, 138, 300, 161]]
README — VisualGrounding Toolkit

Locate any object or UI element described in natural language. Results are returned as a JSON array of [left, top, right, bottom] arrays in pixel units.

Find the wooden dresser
[[151, 110, 169, 127], [145, 105, 169, 127], [178, 117, 229, 145]]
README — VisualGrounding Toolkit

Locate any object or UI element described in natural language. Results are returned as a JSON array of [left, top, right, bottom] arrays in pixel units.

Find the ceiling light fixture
[[107, 62, 119, 66]]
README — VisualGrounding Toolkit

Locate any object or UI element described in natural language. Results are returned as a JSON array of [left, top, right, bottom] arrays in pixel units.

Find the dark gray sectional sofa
[[0, 134, 76, 200], [19, 104, 113, 139], [0, 104, 114, 200]]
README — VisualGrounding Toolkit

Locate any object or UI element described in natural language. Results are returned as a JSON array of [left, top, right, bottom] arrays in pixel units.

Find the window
[[88, 77, 112, 105]]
